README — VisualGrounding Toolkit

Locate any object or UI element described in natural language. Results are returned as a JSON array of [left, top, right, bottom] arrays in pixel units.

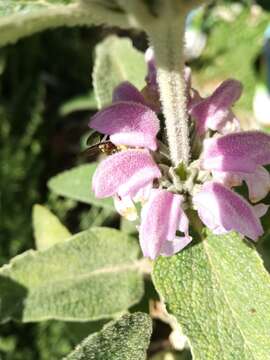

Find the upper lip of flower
[[89, 99, 160, 151], [112, 81, 147, 105], [201, 130, 270, 173], [190, 79, 243, 135]]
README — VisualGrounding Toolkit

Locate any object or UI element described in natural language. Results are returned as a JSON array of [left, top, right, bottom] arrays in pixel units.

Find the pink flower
[[89, 71, 269, 256], [201, 131, 270, 173], [90, 79, 162, 222], [92, 149, 161, 199], [190, 79, 242, 135], [198, 130, 270, 240], [89, 100, 160, 151], [112, 81, 146, 105], [193, 182, 268, 241], [139, 189, 191, 259], [145, 47, 158, 92], [213, 166, 270, 203]]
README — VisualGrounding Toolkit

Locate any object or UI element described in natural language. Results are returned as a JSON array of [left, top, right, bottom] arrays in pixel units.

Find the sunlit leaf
[[32, 204, 71, 250], [0, 227, 144, 322], [48, 163, 114, 210], [153, 232, 270, 359], [93, 36, 147, 108]]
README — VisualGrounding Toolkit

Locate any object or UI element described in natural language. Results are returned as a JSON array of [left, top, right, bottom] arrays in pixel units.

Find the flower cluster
[[89, 50, 270, 260]]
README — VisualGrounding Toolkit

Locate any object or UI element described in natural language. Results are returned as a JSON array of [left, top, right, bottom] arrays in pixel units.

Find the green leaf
[[0, 227, 144, 322], [48, 163, 114, 210], [32, 204, 71, 250], [65, 312, 152, 360], [153, 232, 270, 360], [0, 53, 5, 75], [0, 1, 129, 47], [59, 92, 97, 116], [150, 351, 191, 360], [121, 217, 138, 235], [93, 36, 147, 108]]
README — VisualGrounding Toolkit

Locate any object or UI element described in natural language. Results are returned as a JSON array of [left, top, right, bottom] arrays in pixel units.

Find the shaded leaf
[[65, 312, 152, 360], [153, 232, 270, 359], [93, 36, 147, 108], [0, 227, 144, 322], [33, 204, 71, 250], [0, 1, 128, 47], [150, 351, 191, 360], [48, 163, 114, 210], [59, 92, 97, 116]]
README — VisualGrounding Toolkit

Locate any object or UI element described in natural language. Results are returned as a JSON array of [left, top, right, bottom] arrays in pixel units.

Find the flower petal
[[92, 149, 161, 198], [89, 101, 160, 150], [112, 81, 146, 105], [139, 189, 190, 259], [160, 236, 192, 257], [191, 79, 242, 134], [201, 131, 270, 173], [210, 78, 243, 107], [193, 182, 264, 241], [212, 170, 242, 187], [212, 166, 270, 203], [145, 47, 158, 91], [113, 195, 138, 221], [253, 203, 269, 218], [242, 166, 270, 203], [133, 182, 153, 204]]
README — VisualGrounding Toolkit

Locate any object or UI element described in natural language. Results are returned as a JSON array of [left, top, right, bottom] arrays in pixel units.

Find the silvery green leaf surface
[[48, 163, 114, 210], [153, 232, 270, 359], [93, 36, 147, 108], [59, 92, 97, 116], [33, 204, 71, 250], [0, 0, 128, 47], [65, 312, 152, 360], [150, 350, 191, 360], [0, 227, 144, 322]]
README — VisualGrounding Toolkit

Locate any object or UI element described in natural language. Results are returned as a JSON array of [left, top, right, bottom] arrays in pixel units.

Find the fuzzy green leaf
[[0, 227, 144, 322], [48, 163, 114, 210], [0, 1, 129, 47], [153, 232, 270, 360], [33, 204, 71, 250], [59, 91, 97, 116], [150, 351, 191, 360], [93, 36, 147, 108], [65, 312, 152, 360]]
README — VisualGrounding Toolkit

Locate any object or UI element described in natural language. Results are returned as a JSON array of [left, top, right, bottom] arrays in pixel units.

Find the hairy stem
[[149, 17, 190, 166]]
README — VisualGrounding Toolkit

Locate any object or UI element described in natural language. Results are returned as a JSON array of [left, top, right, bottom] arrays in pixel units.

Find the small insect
[[82, 131, 118, 157]]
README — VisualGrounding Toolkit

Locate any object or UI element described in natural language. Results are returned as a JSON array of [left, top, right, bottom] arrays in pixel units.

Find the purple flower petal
[[253, 203, 269, 218], [212, 170, 242, 188], [112, 81, 146, 105], [133, 182, 153, 203], [92, 149, 161, 198], [113, 195, 138, 221], [145, 47, 158, 92], [89, 101, 160, 151], [193, 181, 264, 241], [212, 166, 270, 203], [139, 189, 191, 259], [201, 131, 270, 173], [190, 79, 242, 134], [160, 236, 192, 257], [242, 166, 270, 203]]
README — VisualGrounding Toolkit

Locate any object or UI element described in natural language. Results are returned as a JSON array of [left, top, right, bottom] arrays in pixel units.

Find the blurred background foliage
[[0, 1, 269, 359]]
